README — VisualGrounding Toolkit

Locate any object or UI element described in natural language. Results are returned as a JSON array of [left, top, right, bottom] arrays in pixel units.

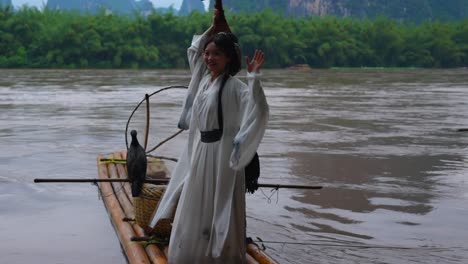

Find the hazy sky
[[12, 0, 208, 9]]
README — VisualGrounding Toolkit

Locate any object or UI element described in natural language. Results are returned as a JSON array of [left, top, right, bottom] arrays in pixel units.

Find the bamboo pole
[[118, 150, 134, 202], [97, 155, 151, 264], [131, 236, 259, 263], [247, 243, 279, 264], [246, 252, 260, 264], [109, 152, 134, 219], [113, 152, 167, 264], [34, 178, 322, 190]]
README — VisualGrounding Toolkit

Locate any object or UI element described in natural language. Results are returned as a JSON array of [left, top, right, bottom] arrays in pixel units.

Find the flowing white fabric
[[149, 29, 269, 264]]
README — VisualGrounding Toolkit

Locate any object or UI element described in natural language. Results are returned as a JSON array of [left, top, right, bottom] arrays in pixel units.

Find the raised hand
[[246, 50, 265, 73], [213, 8, 220, 22], [212, 8, 230, 33]]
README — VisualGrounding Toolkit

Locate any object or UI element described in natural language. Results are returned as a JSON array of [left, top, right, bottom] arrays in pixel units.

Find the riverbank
[[1, 7, 467, 69]]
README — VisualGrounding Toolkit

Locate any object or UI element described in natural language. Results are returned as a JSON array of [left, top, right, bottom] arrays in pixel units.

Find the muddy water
[[1, 69, 467, 263]]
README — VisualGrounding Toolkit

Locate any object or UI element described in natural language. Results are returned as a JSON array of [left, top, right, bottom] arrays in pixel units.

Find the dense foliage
[[0, 6, 467, 69]]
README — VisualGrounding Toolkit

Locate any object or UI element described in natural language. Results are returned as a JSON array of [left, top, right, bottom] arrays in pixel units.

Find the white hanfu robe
[[149, 29, 269, 264]]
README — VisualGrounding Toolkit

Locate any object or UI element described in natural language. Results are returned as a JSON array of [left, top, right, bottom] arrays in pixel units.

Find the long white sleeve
[[177, 29, 211, 130], [149, 30, 210, 228], [230, 72, 269, 170]]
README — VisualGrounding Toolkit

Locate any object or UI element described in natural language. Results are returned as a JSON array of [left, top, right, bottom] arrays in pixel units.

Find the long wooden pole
[[257, 183, 322, 190], [33, 178, 168, 184], [34, 178, 322, 190], [144, 93, 150, 150]]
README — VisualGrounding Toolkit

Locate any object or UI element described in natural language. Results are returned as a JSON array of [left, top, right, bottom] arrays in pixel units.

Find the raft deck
[[97, 150, 278, 264]]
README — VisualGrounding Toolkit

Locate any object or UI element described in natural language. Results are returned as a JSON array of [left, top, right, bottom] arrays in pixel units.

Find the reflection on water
[[250, 69, 468, 263], [1, 69, 467, 263]]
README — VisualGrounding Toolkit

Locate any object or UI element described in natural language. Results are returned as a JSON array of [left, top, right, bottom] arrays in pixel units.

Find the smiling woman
[[203, 41, 231, 79], [148, 1, 270, 263]]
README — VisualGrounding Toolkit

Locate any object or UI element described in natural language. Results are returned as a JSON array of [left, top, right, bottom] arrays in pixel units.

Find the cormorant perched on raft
[[126, 130, 147, 197]]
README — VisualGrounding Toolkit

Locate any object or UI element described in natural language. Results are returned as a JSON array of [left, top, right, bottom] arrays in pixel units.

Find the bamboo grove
[[1, 7, 467, 69]]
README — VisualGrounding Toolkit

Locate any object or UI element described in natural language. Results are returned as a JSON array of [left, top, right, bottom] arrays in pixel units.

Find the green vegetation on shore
[[0, 7, 467, 69]]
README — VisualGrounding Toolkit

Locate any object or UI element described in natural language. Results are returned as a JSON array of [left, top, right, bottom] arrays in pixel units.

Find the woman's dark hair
[[204, 32, 242, 96], [203, 32, 242, 77]]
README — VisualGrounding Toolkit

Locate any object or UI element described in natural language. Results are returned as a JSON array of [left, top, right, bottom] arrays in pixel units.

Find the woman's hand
[[212, 8, 230, 33], [246, 50, 265, 73], [208, 9, 218, 33], [213, 8, 220, 23]]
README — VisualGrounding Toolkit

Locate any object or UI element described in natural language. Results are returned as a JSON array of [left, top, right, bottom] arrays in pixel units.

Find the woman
[[150, 8, 269, 263]]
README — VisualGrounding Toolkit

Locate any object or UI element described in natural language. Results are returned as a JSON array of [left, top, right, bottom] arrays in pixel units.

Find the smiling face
[[204, 41, 230, 79]]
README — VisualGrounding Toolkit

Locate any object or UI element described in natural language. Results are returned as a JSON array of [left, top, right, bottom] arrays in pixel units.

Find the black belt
[[200, 129, 222, 143]]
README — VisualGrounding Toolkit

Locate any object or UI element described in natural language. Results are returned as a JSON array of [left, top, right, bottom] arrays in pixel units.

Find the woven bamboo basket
[[134, 184, 174, 237]]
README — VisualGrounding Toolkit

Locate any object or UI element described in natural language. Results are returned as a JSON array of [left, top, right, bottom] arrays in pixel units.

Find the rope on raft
[[259, 187, 280, 204], [93, 179, 127, 199]]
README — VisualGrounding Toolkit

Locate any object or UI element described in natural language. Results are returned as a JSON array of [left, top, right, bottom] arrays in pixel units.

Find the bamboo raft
[[96, 150, 279, 264]]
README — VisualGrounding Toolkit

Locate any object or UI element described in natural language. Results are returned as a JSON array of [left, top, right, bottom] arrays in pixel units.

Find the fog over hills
[[4, 0, 467, 21]]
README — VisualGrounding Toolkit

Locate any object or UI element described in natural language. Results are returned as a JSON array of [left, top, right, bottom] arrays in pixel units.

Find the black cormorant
[[126, 130, 147, 197]]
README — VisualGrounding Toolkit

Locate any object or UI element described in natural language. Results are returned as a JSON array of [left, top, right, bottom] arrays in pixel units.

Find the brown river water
[[1, 69, 467, 263]]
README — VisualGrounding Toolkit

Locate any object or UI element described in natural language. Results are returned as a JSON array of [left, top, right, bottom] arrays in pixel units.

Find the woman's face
[[204, 42, 230, 78]]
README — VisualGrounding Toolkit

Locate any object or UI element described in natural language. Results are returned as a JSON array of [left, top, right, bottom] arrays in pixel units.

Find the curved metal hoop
[[125, 85, 188, 151]]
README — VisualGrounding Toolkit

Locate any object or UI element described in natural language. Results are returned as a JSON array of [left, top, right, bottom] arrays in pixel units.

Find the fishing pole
[[33, 178, 168, 184], [33, 178, 322, 190], [250, 240, 443, 251], [129, 237, 425, 251]]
